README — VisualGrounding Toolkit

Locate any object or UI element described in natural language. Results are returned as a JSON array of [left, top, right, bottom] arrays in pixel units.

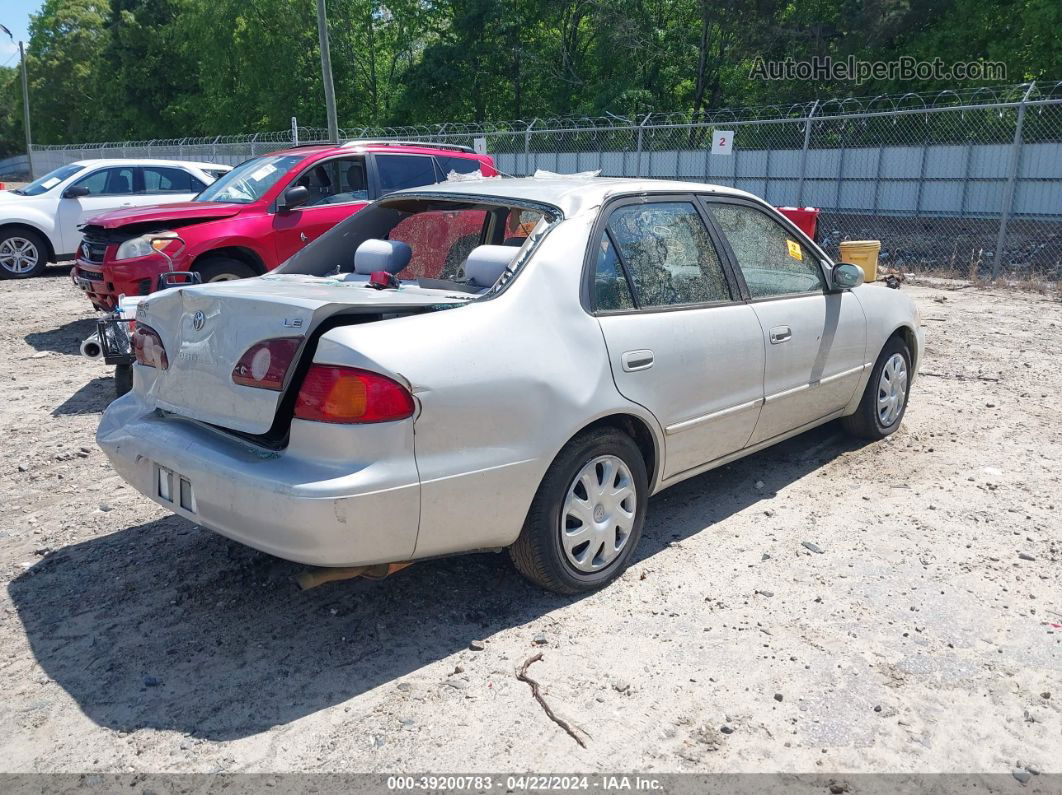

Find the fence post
[[796, 100, 819, 207], [250, 133, 259, 157], [212, 135, 220, 162], [524, 119, 536, 176], [635, 114, 651, 177], [992, 82, 1035, 279]]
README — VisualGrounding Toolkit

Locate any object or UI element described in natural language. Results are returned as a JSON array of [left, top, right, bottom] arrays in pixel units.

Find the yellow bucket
[[839, 240, 880, 283]]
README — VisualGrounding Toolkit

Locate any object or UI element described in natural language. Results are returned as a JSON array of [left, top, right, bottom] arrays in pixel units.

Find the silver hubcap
[[560, 455, 636, 573], [0, 237, 40, 274], [208, 273, 240, 282], [877, 353, 908, 426]]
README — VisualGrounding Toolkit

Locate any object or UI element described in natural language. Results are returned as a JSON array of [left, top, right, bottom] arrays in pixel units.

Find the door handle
[[769, 326, 792, 344], [621, 350, 654, 372]]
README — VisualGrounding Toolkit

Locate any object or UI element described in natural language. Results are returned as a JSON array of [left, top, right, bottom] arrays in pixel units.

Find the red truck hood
[[86, 201, 244, 228]]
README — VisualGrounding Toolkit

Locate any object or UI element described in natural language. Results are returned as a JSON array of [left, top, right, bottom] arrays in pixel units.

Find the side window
[[592, 233, 635, 311], [142, 167, 199, 193], [294, 157, 368, 207], [706, 203, 826, 298], [435, 156, 483, 179], [73, 167, 136, 196], [606, 202, 730, 308], [376, 155, 437, 194]]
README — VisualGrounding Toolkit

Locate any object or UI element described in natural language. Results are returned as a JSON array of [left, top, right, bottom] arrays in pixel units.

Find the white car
[[0, 159, 231, 278], [98, 177, 924, 593]]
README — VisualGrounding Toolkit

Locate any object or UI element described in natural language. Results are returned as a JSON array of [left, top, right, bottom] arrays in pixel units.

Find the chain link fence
[[27, 81, 1062, 284]]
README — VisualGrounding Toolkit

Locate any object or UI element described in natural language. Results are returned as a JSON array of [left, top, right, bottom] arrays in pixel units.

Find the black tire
[[0, 227, 49, 279], [842, 334, 912, 440], [114, 364, 133, 398], [510, 428, 648, 594], [195, 256, 256, 283]]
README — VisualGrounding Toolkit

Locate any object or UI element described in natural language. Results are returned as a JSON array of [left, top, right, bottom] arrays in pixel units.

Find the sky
[[1, 0, 43, 66]]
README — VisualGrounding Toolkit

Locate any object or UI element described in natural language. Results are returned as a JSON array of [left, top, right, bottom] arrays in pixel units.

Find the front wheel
[[0, 228, 48, 279], [510, 428, 648, 594], [195, 256, 256, 283], [842, 335, 912, 440]]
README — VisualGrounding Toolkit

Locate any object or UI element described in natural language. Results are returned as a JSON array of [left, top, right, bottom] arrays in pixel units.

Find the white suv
[[0, 159, 231, 279]]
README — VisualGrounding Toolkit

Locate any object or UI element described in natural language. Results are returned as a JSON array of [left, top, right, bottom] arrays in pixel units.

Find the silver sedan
[[97, 177, 924, 593]]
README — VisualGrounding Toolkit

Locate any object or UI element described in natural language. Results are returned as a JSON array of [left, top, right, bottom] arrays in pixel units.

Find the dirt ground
[[0, 268, 1059, 776]]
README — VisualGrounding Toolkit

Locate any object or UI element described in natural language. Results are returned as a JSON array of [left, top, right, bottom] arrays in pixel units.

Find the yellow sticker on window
[[786, 239, 803, 260]]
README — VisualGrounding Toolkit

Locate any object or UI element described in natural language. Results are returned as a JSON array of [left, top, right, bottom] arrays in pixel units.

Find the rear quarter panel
[[312, 212, 664, 559]]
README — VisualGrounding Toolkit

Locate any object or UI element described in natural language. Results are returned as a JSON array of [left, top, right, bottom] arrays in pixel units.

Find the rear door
[[702, 198, 867, 445], [370, 154, 439, 197], [56, 165, 139, 251], [272, 155, 370, 262], [592, 197, 765, 480]]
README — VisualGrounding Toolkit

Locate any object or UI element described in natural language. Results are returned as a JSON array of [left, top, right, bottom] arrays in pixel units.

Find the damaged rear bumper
[[96, 390, 421, 567]]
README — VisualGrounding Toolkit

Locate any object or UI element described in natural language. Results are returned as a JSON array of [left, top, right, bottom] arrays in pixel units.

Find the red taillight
[[294, 366, 415, 424], [232, 337, 301, 390], [132, 323, 168, 370]]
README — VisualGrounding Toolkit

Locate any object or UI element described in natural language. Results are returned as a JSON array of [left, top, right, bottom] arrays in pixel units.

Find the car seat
[[462, 245, 516, 290], [354, 239, 413, 275]]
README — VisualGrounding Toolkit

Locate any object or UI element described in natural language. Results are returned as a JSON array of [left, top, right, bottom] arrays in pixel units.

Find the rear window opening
[[278, 196, 558, 295]]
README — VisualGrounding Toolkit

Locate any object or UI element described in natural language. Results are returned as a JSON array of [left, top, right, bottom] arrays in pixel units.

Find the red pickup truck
[[72, 141, 496, 310]]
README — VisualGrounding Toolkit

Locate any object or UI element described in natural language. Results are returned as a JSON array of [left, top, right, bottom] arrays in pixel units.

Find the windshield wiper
[[10, 189, 26, 195]]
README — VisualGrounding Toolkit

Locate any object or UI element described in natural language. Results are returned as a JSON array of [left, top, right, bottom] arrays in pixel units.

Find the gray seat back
[[463, 245, 516, 289], [354, 239, 412, 275]]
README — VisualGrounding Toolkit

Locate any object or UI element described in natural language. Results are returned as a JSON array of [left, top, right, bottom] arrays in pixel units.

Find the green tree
[[0, 66, 25, 158], [25, 0, 110, 143]]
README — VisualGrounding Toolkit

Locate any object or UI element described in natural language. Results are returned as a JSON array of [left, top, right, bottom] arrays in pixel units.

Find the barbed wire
[[29, 81, 1062, 151]]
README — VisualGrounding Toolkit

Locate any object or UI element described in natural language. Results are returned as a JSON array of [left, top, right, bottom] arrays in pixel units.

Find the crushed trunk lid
[[136, 273, 471, 434]]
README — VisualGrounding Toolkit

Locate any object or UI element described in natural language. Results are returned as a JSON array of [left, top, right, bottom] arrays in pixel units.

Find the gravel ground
[[0, 268, 1059, 775]]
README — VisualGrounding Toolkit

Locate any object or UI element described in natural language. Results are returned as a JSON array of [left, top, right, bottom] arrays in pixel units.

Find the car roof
[[70, 159, 231, 171], [268, 141, 484, 158], [388, 176, 760, 218]]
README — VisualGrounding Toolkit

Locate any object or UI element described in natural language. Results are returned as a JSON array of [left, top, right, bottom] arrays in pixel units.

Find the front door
[[56, 165, 139, 252], [703, 199, 867, 445], [592, 198, 765, 480], [272, 156, 370, 263]]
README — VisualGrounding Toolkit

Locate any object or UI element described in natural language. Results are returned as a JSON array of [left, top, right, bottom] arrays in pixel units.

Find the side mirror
[[831, 262, 864, 291], [279, 185, 310, 212], [62, 185, 90, 199]]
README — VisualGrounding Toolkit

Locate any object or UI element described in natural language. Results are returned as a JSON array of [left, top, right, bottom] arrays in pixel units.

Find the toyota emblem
[[191, 311, 206, 331]]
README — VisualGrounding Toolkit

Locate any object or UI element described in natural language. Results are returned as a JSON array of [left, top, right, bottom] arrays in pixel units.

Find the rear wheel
[[510, 428, 648, 594], [842, 335, 911, 440], [195, 256, 256, 283], [0, 228, 48, 279]]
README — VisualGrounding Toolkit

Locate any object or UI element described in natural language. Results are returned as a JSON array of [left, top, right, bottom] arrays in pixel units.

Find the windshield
[[15, 164, 85, 196], [194, 154, 303, 204]]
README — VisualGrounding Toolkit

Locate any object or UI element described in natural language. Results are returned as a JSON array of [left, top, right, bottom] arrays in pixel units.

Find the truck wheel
[[114, 364, 133, 398], [510, 428, 648, 594], [0, 228, 48, 279], [195, 257, 256, 283]]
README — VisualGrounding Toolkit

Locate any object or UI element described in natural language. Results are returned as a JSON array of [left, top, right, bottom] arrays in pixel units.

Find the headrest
[[464, 245, 515, 288], [354, 239, 412, 275]]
